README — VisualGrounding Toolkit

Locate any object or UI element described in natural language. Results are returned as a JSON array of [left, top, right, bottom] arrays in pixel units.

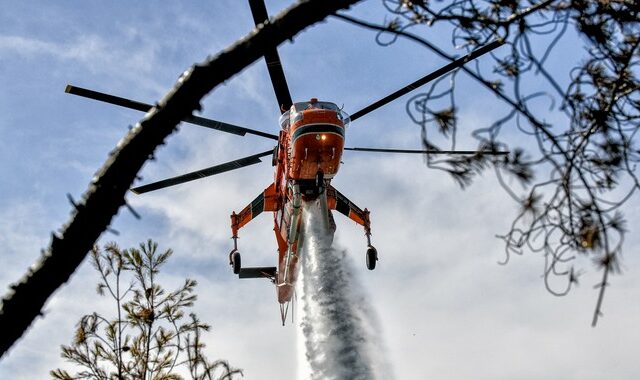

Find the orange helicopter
[[65, 0, 505, 324]]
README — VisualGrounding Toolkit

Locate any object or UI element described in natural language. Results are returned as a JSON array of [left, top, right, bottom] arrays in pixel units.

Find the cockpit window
[[337, 110, 350, 129], [279, 110, 290, 130], [293, 101, 339, 112]]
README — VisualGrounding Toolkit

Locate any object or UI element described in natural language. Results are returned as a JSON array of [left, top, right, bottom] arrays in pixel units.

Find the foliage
[[340, 0, 639, 324], [51, 241, 242, 380]]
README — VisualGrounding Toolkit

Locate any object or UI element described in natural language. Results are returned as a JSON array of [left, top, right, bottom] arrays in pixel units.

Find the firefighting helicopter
[[65, 0, 506, 324]]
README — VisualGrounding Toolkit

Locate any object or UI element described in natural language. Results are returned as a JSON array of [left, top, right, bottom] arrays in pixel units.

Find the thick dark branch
[[0, 0, 362, 357]]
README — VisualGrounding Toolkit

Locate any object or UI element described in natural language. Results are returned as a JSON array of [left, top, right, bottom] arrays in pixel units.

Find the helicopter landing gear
[[366, 246, 378, 270], [229, 230, 241, 274], [229, 250, 241, 274], [364, 214, 377, 270]]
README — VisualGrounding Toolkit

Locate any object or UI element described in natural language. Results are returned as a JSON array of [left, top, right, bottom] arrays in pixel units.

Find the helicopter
[[65, 0, 506, 324]]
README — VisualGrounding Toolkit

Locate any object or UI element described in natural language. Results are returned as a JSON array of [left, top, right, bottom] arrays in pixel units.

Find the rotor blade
[[65, 85, 278, 140], [349, 39, 505, 122], [130, 149, 273, 194], [345, 147, 509, 155], [248, 0, 293, 111]]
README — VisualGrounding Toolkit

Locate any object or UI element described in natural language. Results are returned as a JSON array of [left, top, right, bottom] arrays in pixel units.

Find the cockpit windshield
[[279, 110, 290, 130], [283, 100, 350, 129], [293, 101, 339, 112]]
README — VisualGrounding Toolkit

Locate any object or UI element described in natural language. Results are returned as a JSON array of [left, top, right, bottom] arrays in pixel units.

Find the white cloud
[[0, 33, 164, 94]]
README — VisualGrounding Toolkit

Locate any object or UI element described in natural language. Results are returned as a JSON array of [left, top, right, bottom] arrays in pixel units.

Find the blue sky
[[1, 1, 640, 379]]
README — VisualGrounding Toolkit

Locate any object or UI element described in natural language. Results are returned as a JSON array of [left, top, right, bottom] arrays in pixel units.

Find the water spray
[[297, 202, 393, 379]]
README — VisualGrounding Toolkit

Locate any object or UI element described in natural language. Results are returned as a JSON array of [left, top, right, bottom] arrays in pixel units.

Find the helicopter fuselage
[[284, 101, 346, 181], [230, 99, 374, 321]]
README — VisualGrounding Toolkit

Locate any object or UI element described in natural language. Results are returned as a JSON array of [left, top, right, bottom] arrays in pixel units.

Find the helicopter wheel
[[366, 246, 377, 270], [231, 250, 241, 274]]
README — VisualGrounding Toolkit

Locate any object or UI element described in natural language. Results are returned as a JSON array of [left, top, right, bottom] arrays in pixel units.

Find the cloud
[[325, 150, 640, 379], [0, 33, 164, 94], [0, 202, 56, 282]]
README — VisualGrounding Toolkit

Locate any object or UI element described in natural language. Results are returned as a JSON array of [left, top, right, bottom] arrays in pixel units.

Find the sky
[[1, 1, 639, 379]]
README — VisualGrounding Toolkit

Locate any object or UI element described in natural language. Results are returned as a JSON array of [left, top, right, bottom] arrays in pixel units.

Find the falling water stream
[[296, 202, 393, 380]]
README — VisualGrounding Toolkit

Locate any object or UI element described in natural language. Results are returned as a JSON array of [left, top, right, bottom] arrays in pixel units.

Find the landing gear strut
[[363, 209, 378, 270], [229, 226, 241, 274]]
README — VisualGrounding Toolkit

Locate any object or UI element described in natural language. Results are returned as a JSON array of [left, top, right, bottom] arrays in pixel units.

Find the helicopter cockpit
[[278, 99, 350, 130], [279, 111, 291, 130], [293, 100, 339, 112]]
